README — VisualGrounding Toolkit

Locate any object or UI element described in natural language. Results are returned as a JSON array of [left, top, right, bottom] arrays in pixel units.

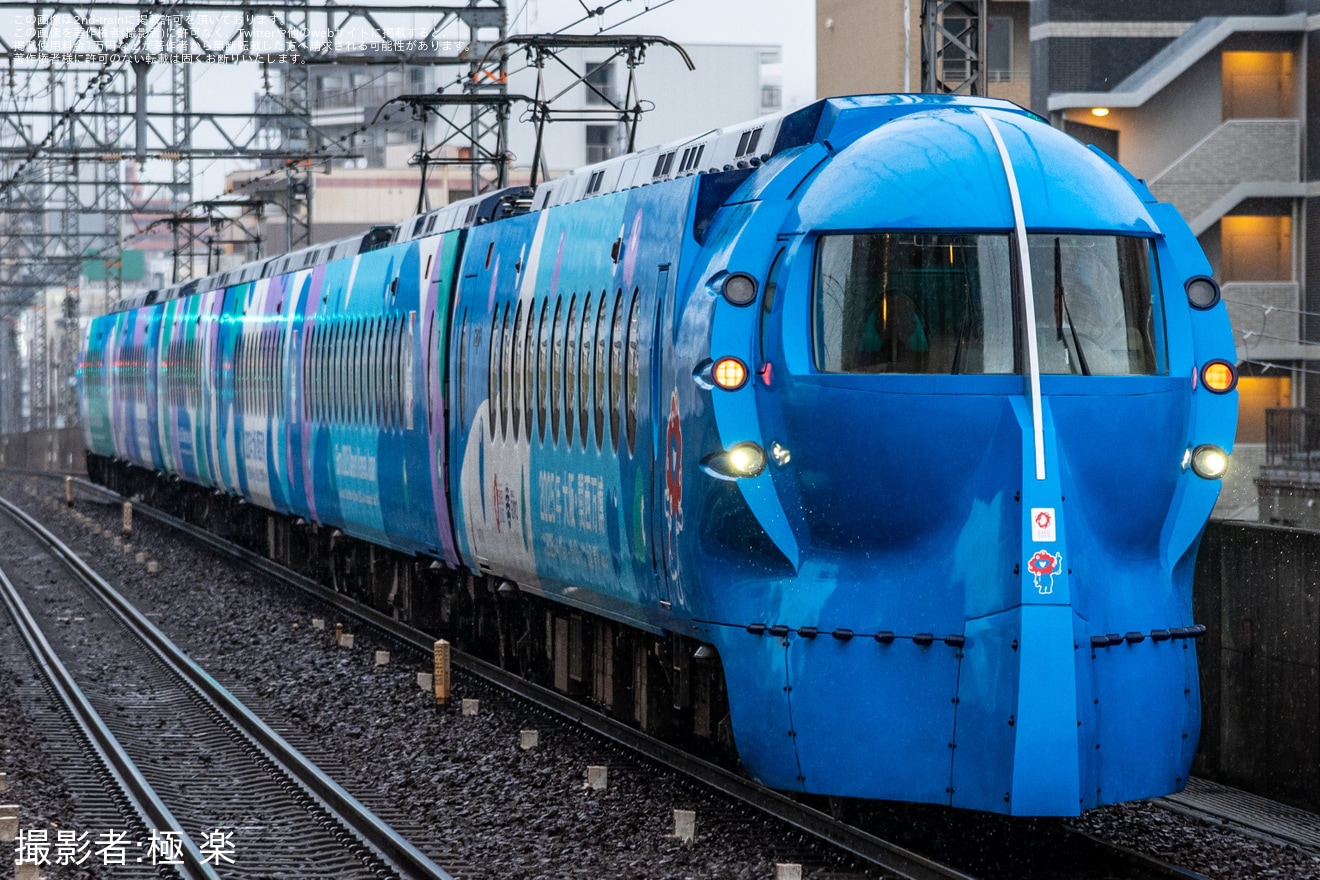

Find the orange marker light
[[713, 357, 749, 390], [1201, 361, 1236, 393]]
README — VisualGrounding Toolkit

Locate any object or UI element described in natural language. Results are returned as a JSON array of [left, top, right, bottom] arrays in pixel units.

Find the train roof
[[526, 93, 1042, 211], [106, 95, 1044, 315]]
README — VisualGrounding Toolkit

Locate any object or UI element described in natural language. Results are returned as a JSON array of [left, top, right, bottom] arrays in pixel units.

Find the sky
[[514, 0, 817, 109]]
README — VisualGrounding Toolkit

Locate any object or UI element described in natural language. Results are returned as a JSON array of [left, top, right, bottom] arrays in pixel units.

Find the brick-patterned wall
[[1150, 119, 1300, 221]]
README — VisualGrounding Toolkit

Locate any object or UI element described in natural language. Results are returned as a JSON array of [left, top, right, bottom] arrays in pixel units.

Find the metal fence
[[1264, 408, 1320, 466]]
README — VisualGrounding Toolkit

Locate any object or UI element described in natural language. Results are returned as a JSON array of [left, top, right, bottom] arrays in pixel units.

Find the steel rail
[[0, 493, 453, 880], [0, 563, 221, 880], [66, 480, 975, 880]]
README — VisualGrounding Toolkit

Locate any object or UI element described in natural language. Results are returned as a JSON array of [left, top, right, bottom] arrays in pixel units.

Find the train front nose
[[709, 224, 1202, 815]]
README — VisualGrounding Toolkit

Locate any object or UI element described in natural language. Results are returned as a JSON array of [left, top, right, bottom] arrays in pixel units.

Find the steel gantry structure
[[0, 0, 510, 431]]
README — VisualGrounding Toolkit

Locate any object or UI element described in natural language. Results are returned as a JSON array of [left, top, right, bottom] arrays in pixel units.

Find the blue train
[[79, 94, 1238, 816]]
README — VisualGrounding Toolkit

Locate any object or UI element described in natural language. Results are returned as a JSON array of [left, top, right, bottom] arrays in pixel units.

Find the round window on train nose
[[722, 273, 758, 306], [1185, 276, 1220, 310]]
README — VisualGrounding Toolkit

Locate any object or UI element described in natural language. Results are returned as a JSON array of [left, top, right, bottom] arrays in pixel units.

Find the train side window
[[488, 310, 500, 435], [537, 298, 550, 443], [609, 290, 625, 451], [395, 312, 406, 428], [355, 317, 366, 425], [564, 295, 578, 447], [523, 297, 535, 438], [625, 289, 641, 455], [458, 309, 469, 426], [500, 305, 513, 440], [550, 297, 564, 444], [579, 293, 593, 448], [511, 301, 524, 440], [593, 293, 609, 451]]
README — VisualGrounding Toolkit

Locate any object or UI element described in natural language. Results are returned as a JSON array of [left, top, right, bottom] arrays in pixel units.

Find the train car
[[80, 93, 1237, 817]]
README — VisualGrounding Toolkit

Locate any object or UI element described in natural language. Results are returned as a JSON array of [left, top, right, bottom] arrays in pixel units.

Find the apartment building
[[818, 0, 1316, 518]]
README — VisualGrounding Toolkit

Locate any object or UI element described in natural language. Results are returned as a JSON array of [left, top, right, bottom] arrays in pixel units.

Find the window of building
[[1222, 52, 1294, 120], [1237, 375, 1291, 444], [1221, 215, 1292, 282], [585, 125, 617, 165], [585, 61, 614, 106]]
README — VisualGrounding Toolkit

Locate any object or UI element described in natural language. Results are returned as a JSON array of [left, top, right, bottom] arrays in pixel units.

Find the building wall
[[505, 43, 775, 178]]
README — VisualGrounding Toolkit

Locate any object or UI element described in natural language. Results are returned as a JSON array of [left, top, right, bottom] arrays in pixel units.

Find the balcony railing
[[1265, 408, 1320, 466]]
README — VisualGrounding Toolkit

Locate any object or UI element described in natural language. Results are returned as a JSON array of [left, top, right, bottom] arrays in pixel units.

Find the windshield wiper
[[1054, 237, 1091, 376]]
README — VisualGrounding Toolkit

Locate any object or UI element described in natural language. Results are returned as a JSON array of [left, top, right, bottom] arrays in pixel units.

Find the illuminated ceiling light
[[712, 357, 748, 390], [1190, 445, 1229, 480], [1201, 360, 1237, 393], [1090, 107, 1110, 117]]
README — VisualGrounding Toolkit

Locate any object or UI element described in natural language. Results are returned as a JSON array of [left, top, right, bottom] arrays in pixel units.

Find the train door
[[647, 265, 675, 608]]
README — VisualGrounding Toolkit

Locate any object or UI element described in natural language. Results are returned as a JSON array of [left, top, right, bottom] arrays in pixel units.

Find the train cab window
[[625, 290, 641, 454], [593, 294, 610, 451], [537, 298, 551, 443], [511, 302, 525, 440], [578, 293, 593, 448], [813, 232, 1015, 375], [550, 297, 564, 443], [609, 290, 625, 451], [1025, 234, 1165, 376], [564, 296, 579, 446]]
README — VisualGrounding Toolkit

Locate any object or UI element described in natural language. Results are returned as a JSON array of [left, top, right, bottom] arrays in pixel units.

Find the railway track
[[0, 490, 453, 879], [19, 472, 1223, 880]]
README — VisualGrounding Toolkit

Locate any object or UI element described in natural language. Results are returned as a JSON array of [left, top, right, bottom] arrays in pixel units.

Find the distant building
[[244, 42, 784, 248], [818, 0, 1318, 520]]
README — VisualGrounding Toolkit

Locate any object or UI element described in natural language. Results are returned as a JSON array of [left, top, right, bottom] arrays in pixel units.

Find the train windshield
[[1026, 233, 1164, 376], [813, 231, 1165, 377]]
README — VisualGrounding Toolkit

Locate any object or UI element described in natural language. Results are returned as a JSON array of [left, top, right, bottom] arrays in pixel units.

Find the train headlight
[[1186, 276, 1221, 310], [727, 443, 766, 477], [1201, 360, 1237, 393], [704, 442, 767, 479], [1190, 444, 1229, 479]]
